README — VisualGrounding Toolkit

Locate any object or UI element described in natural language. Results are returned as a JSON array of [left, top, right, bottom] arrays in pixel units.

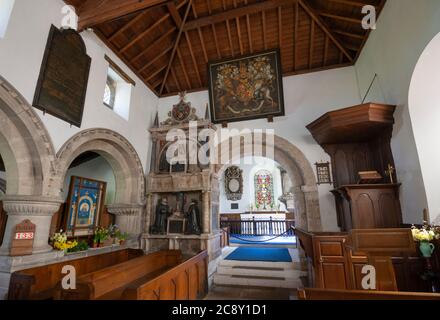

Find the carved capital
[[107, 203, 144, 216], [2, 195, 63, 217]]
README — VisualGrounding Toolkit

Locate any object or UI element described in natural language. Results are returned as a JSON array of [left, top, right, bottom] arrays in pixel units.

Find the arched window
[[0, 0, 15, 38], [103, 76, 116, 109], [254, 170, 275, 210]]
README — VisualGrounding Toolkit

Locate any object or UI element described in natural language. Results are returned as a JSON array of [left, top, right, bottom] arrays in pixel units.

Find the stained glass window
[[254, 170, 275, 210]]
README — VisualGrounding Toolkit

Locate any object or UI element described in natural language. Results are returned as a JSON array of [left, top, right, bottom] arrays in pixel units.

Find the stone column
[[292, 187, 307, 230], [0, 195, 63, 256], [202, 191, 210, 234], [285, 193, 295, 213], [107, 203, 145, 237], [301, 185, 322, 232], [145, 193, 153, 234]]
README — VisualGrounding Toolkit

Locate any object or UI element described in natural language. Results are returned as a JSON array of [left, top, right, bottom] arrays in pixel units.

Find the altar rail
[[220, 218, 295, 237]]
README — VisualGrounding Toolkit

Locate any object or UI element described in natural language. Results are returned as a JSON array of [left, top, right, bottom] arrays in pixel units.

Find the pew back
[[58, 250, 182, 300], [8, 248, 143, 300], [298, 288, 440, 300], [122, 250, 209, 300]]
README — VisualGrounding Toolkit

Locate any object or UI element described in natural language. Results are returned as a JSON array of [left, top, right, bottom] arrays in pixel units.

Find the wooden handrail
[[298, 288, 440, 300]]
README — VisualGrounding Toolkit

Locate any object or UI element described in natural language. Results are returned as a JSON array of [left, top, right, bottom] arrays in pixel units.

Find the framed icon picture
[[208, 49, 285, 124], [64, 176, 106, 237]]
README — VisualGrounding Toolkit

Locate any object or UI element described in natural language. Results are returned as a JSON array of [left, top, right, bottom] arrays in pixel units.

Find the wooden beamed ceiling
[[66, 0, 386, 97]]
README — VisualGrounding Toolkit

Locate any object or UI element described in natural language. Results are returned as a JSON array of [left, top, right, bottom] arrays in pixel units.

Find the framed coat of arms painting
[[64, 176, 106, 237], [208, 49, 285, 124]]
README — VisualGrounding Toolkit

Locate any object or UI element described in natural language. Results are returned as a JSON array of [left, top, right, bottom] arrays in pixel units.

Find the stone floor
[[205, 284, 297, 300]]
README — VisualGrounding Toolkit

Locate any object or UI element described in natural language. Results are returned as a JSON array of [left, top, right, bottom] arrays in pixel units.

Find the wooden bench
[[298, 288, 440, 300], [121, 250, 209, 300], [56, 250, 184, 300], [8, 248, 143, 300]]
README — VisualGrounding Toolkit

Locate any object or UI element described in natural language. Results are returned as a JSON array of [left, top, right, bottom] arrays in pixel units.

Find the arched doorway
[[0, 76, 61, 255], [214, 133, 322, 232], [55, 129, 146, 237], [51, 151, 118, 238], [409, 31, 440, 225]]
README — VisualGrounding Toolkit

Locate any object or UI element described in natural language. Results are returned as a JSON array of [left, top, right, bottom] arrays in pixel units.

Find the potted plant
[[93, 227, 109, 248], [115, 230, 128, 245], [67, 240, 89, 253]]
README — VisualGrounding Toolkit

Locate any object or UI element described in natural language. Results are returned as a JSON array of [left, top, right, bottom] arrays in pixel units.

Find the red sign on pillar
[[10, 220, 35, 256]]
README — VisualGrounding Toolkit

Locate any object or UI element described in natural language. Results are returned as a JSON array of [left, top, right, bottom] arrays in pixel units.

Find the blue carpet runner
[[230, 235, 297, 246], [225, 247, 292, 262]]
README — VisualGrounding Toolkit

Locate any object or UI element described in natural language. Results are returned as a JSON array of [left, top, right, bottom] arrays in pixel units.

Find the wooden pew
[[121, 250, 209, 300], [295, 228, 439, 292], [57, 250, 185, 300], [220, 227, 230, 248], [298, 288, 440, 300], [8, 248, 143, 300]]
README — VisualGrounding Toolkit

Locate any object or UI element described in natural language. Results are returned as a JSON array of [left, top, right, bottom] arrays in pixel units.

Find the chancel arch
[[215, 133, 322, 232], [55, 129, 146, 236]]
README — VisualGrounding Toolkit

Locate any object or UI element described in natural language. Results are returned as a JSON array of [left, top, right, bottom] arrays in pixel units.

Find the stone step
[[217, 265, 307, 279], [213, 274, 302, 289]]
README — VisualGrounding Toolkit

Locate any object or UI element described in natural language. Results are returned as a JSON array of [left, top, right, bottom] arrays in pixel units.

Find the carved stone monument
[[143, 93, 221, 261]]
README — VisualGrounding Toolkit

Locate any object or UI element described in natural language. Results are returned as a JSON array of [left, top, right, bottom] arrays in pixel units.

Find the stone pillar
[[145, 193, 153, 234], [202, 191, 210, 234], [285, 193, 295, 213], [301, 185, 322, 232], [292, 187, 308, 230], [107, 203, 145, 238], [0, 195, 63, 256]]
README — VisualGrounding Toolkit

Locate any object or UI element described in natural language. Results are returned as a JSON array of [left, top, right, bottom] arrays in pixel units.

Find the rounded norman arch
[[0, 75, 56, 197], [55, 129, 145, 205], [214, 133, 322, 231], [408, 31, 440, 225]]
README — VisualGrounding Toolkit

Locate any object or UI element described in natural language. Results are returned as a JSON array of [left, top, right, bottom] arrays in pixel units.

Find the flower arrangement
[[50, 230, 78, 252], [411, 222, 440, 258], [411, 223, 440, 242]]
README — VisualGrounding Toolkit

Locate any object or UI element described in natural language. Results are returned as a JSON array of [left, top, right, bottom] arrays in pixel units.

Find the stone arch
[[408, 31, 440, 225], [214, 133, 322, 231], [0, 75, 56, 197], [55, 128, 145, 205], [55, 129, 146, 237]]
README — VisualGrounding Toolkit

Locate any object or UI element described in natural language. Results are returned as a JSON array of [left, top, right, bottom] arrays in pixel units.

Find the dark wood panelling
[[307, 103, 402, 231], [334, 184, 402, 230], [296, 228, 440, 293]]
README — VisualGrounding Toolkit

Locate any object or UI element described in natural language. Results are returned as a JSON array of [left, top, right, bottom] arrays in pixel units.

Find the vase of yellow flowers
[[50, 230, 78, 253], [411, 223, 440, 258]]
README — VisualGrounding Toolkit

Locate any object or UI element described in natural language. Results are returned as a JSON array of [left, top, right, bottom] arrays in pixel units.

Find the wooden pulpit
[[346, 229, 416, 291]]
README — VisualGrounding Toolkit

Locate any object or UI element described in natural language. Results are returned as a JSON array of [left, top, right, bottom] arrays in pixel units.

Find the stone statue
[[185, 199, 201, 235], [152, 198, 171, 234]]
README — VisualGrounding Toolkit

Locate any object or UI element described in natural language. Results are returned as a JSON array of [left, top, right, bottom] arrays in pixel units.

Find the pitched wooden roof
[[65, 0, 385, 97]]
